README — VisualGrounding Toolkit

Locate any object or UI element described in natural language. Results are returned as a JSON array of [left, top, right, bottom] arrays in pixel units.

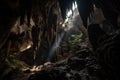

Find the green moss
[[69, 33, 83, 46]]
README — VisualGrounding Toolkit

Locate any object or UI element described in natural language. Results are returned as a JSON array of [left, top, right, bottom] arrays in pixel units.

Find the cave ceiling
[[0, 0, 120, 49]]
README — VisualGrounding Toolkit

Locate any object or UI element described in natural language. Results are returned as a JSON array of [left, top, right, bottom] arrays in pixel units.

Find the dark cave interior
[[0, 0, 120, 80]]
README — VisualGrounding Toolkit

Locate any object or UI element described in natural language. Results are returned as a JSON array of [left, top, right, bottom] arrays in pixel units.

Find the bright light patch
[[67, 10, 72, 17], [30, 65, 43, 72], [20, 44, 32, 52], [66, 1, 78, 17], [65, 18, 69, 23], [62, 24, 65, 27], [63, 1, 78, 31], [72, 1, 77, 10], [26, 45, 31, 49]]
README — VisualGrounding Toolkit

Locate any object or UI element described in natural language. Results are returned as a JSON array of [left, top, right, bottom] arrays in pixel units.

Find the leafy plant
[[69, 33, 83, 47]]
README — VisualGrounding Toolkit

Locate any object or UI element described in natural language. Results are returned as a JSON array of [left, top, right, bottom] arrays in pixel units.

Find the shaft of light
[[47, 32, 65, 61]]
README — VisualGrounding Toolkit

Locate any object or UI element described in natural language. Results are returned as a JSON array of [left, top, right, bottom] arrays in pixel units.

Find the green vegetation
[[69, 33, 83, 47]]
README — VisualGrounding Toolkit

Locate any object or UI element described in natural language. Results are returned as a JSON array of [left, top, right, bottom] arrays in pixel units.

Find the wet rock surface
[[28, 48, 107, 80]]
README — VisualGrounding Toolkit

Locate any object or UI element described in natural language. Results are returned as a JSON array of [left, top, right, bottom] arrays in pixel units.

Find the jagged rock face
[[0, 0, 61, 64], [0, 0, 58, 35], [87, 24, 109, 51], [0, 0, 20, 51], [88, 24, 120, 80]]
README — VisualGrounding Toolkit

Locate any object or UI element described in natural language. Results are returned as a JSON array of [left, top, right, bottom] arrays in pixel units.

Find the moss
[[68, 33, 83, 46]]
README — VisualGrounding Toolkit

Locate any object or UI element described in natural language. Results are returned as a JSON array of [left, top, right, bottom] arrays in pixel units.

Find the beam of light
[[47, 32, 65, 61], [46, 1, 78, 61]]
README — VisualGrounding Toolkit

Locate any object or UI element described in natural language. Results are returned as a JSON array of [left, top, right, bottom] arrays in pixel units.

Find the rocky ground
[[28, 47, 108, 80], [0, 42, 109, 80], [0, 27, 110, 80]]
